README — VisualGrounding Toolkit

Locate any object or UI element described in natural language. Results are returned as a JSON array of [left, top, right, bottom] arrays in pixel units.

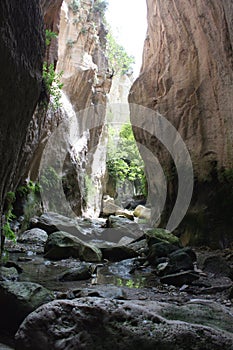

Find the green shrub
[[69, 0, 80, 13], [93, 0, 108, 16], [106, 123, 147, 196], [45, 29, 58, 46], [42, 63, 63, 110], [106, 31, 135, 75], [2, 192, 16, 244]]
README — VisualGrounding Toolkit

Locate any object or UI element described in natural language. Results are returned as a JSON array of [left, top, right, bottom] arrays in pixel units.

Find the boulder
[[17, 228, 48, 245], [100, 245, 138, 262], [30, 212, 85, 238], [115, 209, 134, 221], [44, 231, 102, 262], [102, 196, 122, 215], [0, 281, 54, 333], [0, 267, 18, 281], [59, 263, 93, 281], [167, 250, 194, 273], [15, 298, 233, 350], [146, 242, 179, 265], [99, 215, 145, 243], [133, 205, 151, 220], [145, 228, 180, 246]]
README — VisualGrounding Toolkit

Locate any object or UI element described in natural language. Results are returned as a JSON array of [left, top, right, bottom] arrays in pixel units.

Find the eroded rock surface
[[0, 0, 45, 211], [129, 0, 233, 246], [15, 297, 233, 350]]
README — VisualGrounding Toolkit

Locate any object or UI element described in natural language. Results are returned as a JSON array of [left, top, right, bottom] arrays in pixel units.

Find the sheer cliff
[[0, 1, 45, 215], [129, 0, 233, 247]]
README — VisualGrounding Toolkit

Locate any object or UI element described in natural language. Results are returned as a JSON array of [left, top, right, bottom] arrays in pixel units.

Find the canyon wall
[[0, 1, 45, 214], [129, 0, 233, 247], [55, 0, 112, 217]]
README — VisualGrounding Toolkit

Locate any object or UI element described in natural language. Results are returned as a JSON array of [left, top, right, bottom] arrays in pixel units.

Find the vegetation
[[17, 181, 41, 198], [40, 166, 61, 194], [67, 39, 75, 47], [42, 63, 63, 110], [2, 192, 16, 244], [45, 29, 57, 46], [69, 0, 80, 13], [106, 31, 135, 75], [106, 123, 147, 196], [17, 182, 42, 232], [93, 0, 108, 16]]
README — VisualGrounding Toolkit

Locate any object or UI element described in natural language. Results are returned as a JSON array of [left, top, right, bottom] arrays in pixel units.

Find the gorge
[[0, 0, 233, 349]]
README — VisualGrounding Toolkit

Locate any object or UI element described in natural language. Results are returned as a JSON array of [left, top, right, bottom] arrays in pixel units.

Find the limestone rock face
[[0, 0, 45, 212], [57, 0, 112, 112], [130, 0, 233, 174], [129, 0, 233, 246]]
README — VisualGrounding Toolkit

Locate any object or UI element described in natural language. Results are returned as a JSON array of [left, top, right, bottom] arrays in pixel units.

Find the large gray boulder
[[0, 281, 54, 333], [17, 228, 48, 245], [15, 298, 233, 350], [44, 231, 102, 262], [30, 212, 85, 237]]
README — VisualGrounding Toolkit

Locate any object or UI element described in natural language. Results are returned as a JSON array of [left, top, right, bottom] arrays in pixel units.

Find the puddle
[[7, 253, 155, 291]]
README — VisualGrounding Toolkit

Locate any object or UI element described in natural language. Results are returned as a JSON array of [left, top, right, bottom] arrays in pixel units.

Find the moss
[[145, 228, 180, 245]]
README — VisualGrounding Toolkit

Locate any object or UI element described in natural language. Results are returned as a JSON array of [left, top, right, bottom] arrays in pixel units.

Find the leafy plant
[[106, 123, 147, 196], [16, 181, 42, 233], [106, 31, 135, 75], [42, 63, 63, 110], [2, 192, 16, 243], [40, 166, 61, 193], [45, 29, 58, 46], [80, 27, 87, 34], [69, 0, 80, 13], [17, 181, 40, 198], [39, 166, 63, 212], [67, 39, 75, 48], [93, 0, 108, 16]]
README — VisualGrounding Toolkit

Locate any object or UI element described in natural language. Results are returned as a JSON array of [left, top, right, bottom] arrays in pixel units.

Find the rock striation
[[129, 0, 233, 247], [0, 1, 45, 214]]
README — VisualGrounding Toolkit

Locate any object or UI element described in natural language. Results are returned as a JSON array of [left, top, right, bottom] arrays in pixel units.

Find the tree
[[106, 123, 147, 196], [106, 31, 135, 75]]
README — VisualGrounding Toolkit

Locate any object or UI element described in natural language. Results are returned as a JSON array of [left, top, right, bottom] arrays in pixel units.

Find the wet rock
[[15, 297, 233, 350], [100, 245, 138, 262], [160, 270, 200, 286], [0, 281, 54, 333], [0, 267, 18, 281], [179, 247, 197, 262], [146, 228, 180, 246], [127, 238, 148, 256], [17, 228, 48, 245], [147, 242, 179, 265], [203, 255, 231, 277], [44, 231, 102, 262], [59, 263, 93, 281], [168, 250, 194, 273], [133, 205, 151, 220], [4, 261, 23, 273], [77, 286, 126, 300]]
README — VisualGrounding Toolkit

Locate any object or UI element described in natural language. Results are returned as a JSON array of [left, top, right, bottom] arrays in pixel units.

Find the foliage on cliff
[[106, 30, 135, 75]]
